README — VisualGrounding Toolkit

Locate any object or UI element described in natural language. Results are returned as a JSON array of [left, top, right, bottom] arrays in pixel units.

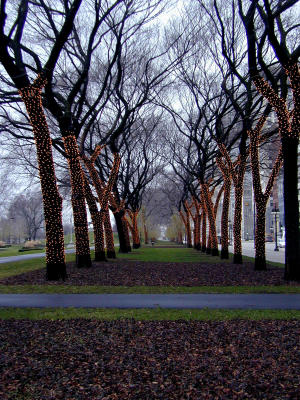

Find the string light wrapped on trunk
[[248, 115, 283, 270], [217, 143, 248, 264], [126, 209, 141, 249], [216, 157, 233, 259], [83, 175, 106, 261], [19, 75, 66, 280], [63, 135, 91, 268], [201, 183, 219, 257], [82, 149, 121, 258]]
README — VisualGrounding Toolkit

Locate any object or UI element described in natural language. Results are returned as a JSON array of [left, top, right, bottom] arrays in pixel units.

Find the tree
[[8, 191, 44, 241], [0, 0, 83, 279], [237, 0, 300, 280]]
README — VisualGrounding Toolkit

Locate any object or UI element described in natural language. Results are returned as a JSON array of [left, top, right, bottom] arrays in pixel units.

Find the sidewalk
[[0, 294, 299, 309], [232, 240, 285, 264]]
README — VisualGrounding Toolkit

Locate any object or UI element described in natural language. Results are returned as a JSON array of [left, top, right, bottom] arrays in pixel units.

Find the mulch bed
[[1, 260, 299, 286], [0, 319, 299, 399]]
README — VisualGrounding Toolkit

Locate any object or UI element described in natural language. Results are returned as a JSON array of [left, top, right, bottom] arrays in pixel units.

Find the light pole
[[253, 201, 256, 249], [10, 217, 15, 245], [69, 213, 73, 245], [228, 219, 232, 246], [272, 208, 279, 251]]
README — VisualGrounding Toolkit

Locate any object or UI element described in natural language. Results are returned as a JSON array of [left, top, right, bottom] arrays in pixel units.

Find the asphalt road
[[0, 294, 299, 309]]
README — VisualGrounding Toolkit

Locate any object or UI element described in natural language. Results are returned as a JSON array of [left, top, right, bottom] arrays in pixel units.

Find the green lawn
[[118, 246, 284, 267], [1, 284, 299, 294], [0, 245, 46, 257], [0, 307, 299, 320]]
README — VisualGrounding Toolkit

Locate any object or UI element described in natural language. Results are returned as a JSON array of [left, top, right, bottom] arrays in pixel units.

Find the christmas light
[[216, 156, 232, 259], [82, 150, 120, 258], [201, 183, 219, 256], [63, 135, 91, 268], [19, 75, 66, 280], [217, 143, 248, 264], [126, 209, 141, 249], [83, 175, 106, 261], [248, 116, 283, 270], [200, 195, 207, 252]]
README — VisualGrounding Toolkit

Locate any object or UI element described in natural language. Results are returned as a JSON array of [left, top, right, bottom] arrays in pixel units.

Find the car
[[265, 234, 273, 242]]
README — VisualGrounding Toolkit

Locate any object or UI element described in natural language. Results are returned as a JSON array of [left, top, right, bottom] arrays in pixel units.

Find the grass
[[118, 246, 283, 267], [0, 253, 75, 279], [0, 285, 299, 294], [0, 307, 299, 320], [0, 245, 46, 257]]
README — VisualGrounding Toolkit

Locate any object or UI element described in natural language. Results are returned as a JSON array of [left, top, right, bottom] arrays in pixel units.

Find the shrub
[[23, 240, 42, 248]]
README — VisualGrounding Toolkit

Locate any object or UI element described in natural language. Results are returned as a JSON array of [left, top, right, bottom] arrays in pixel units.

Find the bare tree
[[237, 0, 300, 280], [0, 0, 83, 280], [8, 191, 44, 241]]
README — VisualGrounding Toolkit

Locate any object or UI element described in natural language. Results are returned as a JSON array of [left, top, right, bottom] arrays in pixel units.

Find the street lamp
[[271, 208, 279, 251], [10, 217, 15, 245], [228, 219, 232, 246]]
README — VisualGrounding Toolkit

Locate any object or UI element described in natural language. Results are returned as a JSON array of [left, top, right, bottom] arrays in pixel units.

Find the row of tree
[[0, 0, 299, 281]]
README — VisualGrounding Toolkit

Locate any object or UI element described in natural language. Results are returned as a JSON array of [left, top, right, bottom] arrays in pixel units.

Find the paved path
[[0, 294, 299, 309], [229, 241, 285, 264], [0, 248, 75, 264]]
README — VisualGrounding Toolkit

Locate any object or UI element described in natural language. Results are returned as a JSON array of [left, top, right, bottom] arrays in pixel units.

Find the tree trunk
[[83, 177, 106, 261], [63, 135, 91, 268], [206, 230, 212, 254], [194, 214, 201, 250], [254, 201, 267, 271], [132, 211, 141, 249], [233, 182, 244, 264], [19, 82, 67, 281], [178, 231, 183, 245], [201, 210, 207, 252], [144, 223, 149, 244], [122, 215, 132, 252], [220, 179, 231, 259], [282, 136, 300, 280], [103, 209, 116, 258], [202, 183, 219, 256], [114, 210, 129, 253], [180, 209, 192, 248]]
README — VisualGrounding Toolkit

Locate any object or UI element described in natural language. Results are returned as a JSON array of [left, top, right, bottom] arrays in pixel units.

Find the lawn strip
[[0, 307, 300, 320], [0, 253, 76, 279], [0, 284, 299, 294]]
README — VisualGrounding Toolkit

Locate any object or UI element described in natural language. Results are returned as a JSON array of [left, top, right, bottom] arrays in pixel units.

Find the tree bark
[[127, 210, 141, 249], [179, 209, 192, 248], [248, 115, 283, 271], [83, 176, 106, 261], [19, 80, 67, 281], [282, 135, 300, 280], [254, 203, 267, 270], [122, 215, 132, 252], [114, 210, 129, 253], [103, 209, 116, 258], [201, 209, 207, 252], [63, 135, 91, 268]]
